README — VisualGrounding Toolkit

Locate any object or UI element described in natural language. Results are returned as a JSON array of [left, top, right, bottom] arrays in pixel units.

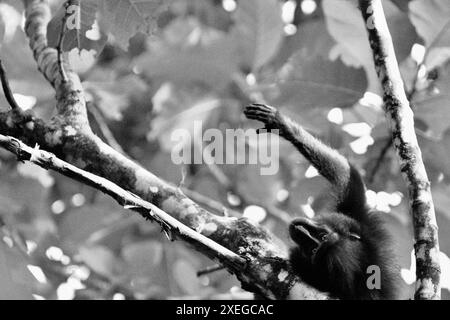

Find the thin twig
[[197, 264, 225, 277], [0, 134, 247, 271], [57, 6, 68, 83], [367, 138, 392, 184], [0, 59, 20, 110], [87, 102, 126, 154]]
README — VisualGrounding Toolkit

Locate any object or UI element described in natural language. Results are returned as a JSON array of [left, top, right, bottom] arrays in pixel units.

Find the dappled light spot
[[27, 265, 47, 284], [301, 0, 317, 15], [51, 200, 66, 215], [243, 205, 267, 223], [222, 0, 236, 12]]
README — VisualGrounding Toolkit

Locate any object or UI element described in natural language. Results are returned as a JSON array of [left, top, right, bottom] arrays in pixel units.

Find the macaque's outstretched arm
[[244, 104, 399, 300], [244, 103, 366, 218]]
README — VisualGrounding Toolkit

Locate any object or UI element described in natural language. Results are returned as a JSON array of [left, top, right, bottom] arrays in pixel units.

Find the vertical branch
[[23, 0, 89, 126], [359, 0, 440, 299]]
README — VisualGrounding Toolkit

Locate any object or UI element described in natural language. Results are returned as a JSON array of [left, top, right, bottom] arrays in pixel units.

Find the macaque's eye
[[349, 233, 361, 241]]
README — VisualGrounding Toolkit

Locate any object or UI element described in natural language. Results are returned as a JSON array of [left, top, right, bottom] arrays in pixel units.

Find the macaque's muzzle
[[289, 217, 334, 252]]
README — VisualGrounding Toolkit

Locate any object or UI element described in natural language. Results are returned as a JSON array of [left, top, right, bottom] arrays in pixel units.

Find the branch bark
[[23, 0, 88, 126], [0, 133, 246, 270], [0, 0, 331, 299], [359, 0, 441, 300]]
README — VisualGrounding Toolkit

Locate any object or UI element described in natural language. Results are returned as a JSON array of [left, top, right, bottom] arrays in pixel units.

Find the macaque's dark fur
[[244, 104, 399, 300]]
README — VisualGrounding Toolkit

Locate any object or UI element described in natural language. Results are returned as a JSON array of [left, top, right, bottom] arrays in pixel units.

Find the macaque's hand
[[244, 103, 286, 135]]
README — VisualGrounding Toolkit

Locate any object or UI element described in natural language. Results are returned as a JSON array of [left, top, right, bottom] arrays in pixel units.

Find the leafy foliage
[[1, 0, 450, 300]]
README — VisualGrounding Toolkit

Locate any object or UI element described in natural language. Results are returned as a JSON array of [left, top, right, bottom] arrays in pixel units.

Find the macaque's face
[[289, 214, 364, 268]]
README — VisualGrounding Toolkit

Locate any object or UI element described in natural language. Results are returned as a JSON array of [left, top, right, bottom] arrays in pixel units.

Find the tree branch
[[0, 106, 328, 299], [23, 0, 88, 126], [0, 133, 247, 271], [0, 0, 330, 299], [359, 0, 441, 300], [0, 59, 20, 110]]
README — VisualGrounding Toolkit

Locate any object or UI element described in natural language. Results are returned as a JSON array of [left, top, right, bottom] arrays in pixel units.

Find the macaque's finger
[[248, 103, 275, 111], [245, 113, 272, 123], [245, 104, 273, 113]]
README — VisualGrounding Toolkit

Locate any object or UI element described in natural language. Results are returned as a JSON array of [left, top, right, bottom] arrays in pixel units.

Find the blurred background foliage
[[0, 0, 449, 299]]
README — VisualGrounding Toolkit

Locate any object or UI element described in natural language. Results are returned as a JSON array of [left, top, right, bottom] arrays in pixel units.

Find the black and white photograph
[[0, 0, 448, 307]]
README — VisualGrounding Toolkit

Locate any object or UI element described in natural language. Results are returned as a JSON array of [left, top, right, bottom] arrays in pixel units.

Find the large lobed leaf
[[135, 18, 240, 90], [322, 0, 417, 94], [0, 242, 33, 300], [231, 0, 284, 71], [47, 0, 107, 53], [99, 0, 172, 49], [414, 63, 450, 138], [272, 53, 367, 113], [409, 0, 450, 69]]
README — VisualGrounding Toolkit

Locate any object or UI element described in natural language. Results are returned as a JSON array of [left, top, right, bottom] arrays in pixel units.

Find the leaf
[[432, 184, 450, 219], [0, 241, 33, 300], [288, 176, 330, 213], [231, 0, 284, 70], [121, 240, 169, 297], [273, 54, 367, 111], [269, 19, 335, 70], [0, 15, 4, 44], [99, 0, 172, 49], [409, 0, 450, 69], [323, 0, 416, 93], [17, 163, 54, 188], [149, 84, 221, 152], [419, 131, 450, 179], [59, 203, 123, 250], [0, 169, 54, 239], [83, 74, 147, 120], [122, 241, 164, 270], [78, 245, 119, 278], [47, 0, 107, 53], [414, 64, 450, 138], [172, 259, 200, 295], [135, 18, 240, 90], [0, 3, 22, 44]]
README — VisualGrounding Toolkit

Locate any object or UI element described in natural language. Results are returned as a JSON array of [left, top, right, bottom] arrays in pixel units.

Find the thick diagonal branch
[[359, 0, 440, 300], [0, 133, 247, 271], [0, 107, 329, 299], [3, 0, 330, 299]]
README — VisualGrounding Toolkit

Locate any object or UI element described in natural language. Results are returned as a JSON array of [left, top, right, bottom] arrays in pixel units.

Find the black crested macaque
[[244, 103, 399, 300]]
